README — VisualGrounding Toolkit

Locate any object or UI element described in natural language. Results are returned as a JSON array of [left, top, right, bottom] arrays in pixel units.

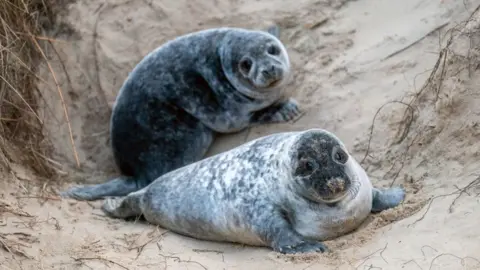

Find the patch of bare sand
[[2, 0, 480, 269]]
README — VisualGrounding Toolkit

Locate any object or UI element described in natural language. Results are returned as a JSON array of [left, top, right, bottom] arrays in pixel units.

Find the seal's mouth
[[254, 79, 282, 91], [317, 191, 349, 204], [303, 177, 352, 205], [237, 84, 276, 101], [265, 78, 282, 88], [303, 188, 349, 205], [238, 78, 284, 101]]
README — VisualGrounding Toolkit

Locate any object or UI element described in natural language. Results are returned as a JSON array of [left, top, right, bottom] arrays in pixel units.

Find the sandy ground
[[2, 0, 480, 269]]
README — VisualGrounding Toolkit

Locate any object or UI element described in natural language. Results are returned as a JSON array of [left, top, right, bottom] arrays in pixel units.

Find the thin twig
[[428, 253, 480, 270], [128, 229, 168, 260], [92, 3, 111, 113], [388, 132, 419, 187], [408, 192, 458, 227], [156, 242, 208, 270], [47, 39, 74, 95], [354, 243, 389, 269], [0, 234, 32, 259], [192, 248, 224, 254], [72, 256, 130, 270], [0, 74, 42, 124], [402, 259, 423, 270], [16, 195, 61, 201], [383, 22, 449, 61], [360, 101, 415, 164], [29, 34, 80, 167], [449, 176, 480, 212]]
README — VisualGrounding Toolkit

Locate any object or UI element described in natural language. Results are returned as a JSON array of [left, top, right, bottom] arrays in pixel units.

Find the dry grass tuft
[[358, 6, 480, 189], [375, 7, 480, 184], [393, 6, 480, 145], [0, 0, 73, 178]]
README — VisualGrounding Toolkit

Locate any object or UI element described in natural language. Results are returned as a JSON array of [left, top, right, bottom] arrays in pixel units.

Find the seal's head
[[219, 28, 291, 100], [290, 129, 355, 204]]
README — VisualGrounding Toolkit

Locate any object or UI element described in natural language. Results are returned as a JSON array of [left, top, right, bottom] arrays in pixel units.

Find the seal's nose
[[327, 178, 345, 194], [261, 65, 276, 78]]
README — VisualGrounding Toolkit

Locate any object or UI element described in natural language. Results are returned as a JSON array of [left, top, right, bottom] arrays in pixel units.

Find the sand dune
[[1, 0, 480, 269]]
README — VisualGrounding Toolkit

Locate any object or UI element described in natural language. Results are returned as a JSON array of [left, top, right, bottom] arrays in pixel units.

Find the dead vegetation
[[392, 11, 480, 145], [361, 5, 480, 184], [356, 6, 480, 236], [391, 6, 480, 164], [0, 0, 74, 179]]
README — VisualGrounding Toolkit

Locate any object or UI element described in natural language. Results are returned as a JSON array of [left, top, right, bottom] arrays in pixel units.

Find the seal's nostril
[[262, 66, 277, 79]]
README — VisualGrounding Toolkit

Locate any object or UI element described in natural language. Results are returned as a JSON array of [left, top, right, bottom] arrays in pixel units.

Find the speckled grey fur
[[101, 128, 405, 254], [61, 26, 300, 201]]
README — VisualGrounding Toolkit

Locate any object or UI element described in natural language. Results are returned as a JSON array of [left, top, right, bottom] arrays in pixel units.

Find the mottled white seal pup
[[61, 26, 300, 201], [102, 129, 405, 254]]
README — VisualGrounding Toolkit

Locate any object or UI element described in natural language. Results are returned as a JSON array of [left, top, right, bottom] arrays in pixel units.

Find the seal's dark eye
[[239, 58, 253, 73], [333, 148, 348, 165], [267, 45, 280, 55]]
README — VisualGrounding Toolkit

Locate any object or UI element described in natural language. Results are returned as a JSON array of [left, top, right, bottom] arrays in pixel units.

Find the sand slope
[[1, 0, 480, 269]]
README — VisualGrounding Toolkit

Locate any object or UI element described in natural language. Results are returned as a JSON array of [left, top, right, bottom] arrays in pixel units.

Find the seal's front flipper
[[250, 98, 301, 125], [268, 226, 328, 254], [60, 176, 139, 201], [276, 240, 328, 254], [101, 190, 144, 219], [371, 187, 405, 213], [265, 25, 281, 38], [260, 211, 328, 254]]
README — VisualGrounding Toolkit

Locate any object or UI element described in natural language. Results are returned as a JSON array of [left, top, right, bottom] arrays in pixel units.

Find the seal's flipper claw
[[250, 98, 301, 124], [277, 241, 328, 254]]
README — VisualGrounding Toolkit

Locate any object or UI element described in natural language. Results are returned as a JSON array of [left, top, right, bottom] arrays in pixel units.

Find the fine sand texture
[[2, 0, 480, 269]]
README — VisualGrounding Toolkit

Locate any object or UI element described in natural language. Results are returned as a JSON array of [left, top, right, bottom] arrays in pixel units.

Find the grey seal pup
[[101, 128, 405, 254], [61, 26, 300, 201]]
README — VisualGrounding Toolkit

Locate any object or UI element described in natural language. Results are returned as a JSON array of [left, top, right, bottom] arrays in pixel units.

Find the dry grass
[[0, 0, 73, 178], [392, 6, 480, 145], [358, 6, 480, 191]]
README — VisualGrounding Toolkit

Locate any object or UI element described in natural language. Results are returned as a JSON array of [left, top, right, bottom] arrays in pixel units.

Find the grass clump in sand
[[0, 0, 73, 178]]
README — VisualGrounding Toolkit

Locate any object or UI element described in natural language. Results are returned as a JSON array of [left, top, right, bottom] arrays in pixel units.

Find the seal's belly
[[144, 214, 264, 246], [143, 195, 265, 246]]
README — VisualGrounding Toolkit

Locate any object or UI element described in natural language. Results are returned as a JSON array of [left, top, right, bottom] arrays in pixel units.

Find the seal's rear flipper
[[265, 25, 281, 38], [60, 176, 139, 201], [371, 187, 405, 213], [101, 190, 144, 219]]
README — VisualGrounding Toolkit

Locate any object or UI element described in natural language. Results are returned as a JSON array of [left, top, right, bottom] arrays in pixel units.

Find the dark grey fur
[[101, 129, 405, 254], [61, 26, 300, 201]]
